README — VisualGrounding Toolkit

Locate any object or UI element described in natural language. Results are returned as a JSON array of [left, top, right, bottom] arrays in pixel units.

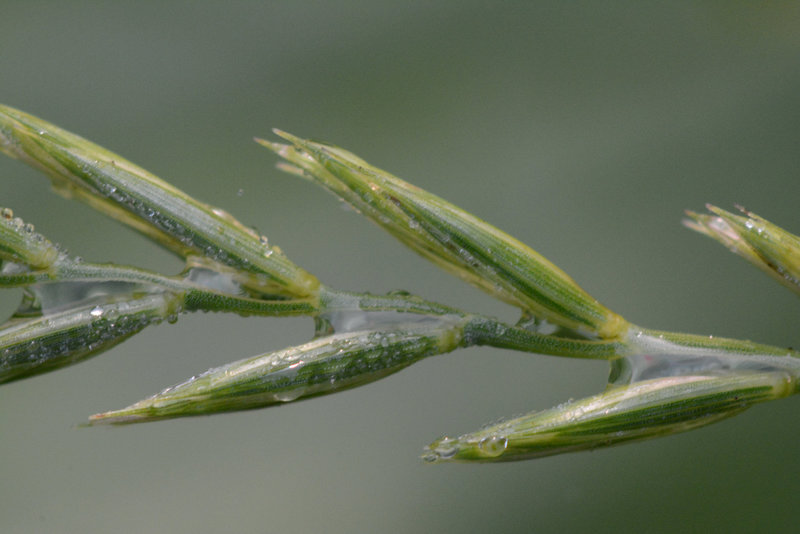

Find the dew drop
[[433, 437, 458, 459], [338, 199, 359, 213], [478, 435, 508, 457], [0, 207, 12, 219], [274, 389, 304, 402], [90, 306, 104, 317]]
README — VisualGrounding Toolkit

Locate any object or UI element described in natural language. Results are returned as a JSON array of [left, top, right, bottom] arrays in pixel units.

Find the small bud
[[424, 370, 795, 462], [0, 292, 180, 384], [685, 205, 800, 295], [89, 317, 466, 425], [261, 132, 626, 338], [0, 209, 61, 269], [0, 105, 319, 299]]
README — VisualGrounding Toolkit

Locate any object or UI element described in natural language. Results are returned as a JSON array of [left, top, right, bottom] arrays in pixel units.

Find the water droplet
[[0, 207, 12, 219], [433, 437, 458, 459], [338, 199, 359, 213], [166, 314, 178, 324], [90, 306, 103, 317], [274, 389, 304, 402], [478, 435, 508, 457], [237, 188, 244, 197]]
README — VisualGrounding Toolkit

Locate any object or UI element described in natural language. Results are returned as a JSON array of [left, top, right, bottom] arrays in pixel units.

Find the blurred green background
[[2, 2, 800, 533]]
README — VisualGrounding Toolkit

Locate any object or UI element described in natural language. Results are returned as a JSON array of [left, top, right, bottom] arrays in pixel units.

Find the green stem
[[463, 316, 628, 360], [318, 286, 627, 360], [2, 259, 319, 316], [317, 285, 463, 317]]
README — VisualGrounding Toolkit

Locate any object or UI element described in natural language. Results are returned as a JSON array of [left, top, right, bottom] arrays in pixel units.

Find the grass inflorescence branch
[[1, 103, 798, 462]]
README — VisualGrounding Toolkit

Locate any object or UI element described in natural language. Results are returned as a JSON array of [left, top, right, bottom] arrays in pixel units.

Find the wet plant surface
[[3, 104, 800, 463]]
